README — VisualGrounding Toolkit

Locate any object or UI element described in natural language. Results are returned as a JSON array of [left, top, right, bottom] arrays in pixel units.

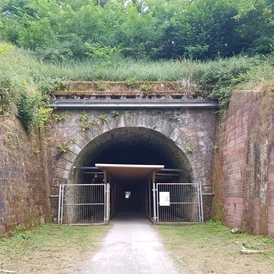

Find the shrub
[[192, 57, 260, 109], [16, 91, 40, 133]]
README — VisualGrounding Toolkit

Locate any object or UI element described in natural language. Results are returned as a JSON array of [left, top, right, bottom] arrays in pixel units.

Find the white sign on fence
[[159, 192, 170, 206]]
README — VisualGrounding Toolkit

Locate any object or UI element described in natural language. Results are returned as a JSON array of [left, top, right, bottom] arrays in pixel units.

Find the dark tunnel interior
[[70, 127, 195, 223]]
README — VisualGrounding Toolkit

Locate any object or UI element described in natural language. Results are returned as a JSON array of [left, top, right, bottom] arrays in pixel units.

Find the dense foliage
[[1, 0, 274, 61]]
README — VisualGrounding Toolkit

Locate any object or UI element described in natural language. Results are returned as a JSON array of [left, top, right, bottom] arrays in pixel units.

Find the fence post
[[152, 172, 157, 223], [58, 184, 62, 224]]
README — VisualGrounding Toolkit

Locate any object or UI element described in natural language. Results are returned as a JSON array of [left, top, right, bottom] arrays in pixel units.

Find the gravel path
[[77, 211, 180, 274]]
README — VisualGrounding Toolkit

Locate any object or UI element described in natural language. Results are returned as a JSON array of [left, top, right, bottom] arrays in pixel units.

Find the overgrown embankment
[[2, 42, 274, 130]]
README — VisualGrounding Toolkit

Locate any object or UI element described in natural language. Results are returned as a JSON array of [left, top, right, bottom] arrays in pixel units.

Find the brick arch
[[52, 110, 212, 188]]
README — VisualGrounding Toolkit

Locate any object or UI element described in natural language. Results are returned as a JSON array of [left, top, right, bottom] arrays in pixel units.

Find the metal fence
[[156, 183, 203, 223], [58, 184, 109, 224]]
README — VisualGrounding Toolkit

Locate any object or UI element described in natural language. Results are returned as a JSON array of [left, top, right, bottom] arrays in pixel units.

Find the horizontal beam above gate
[[77, 166, 187, 172], [95, 163, 164, 184]]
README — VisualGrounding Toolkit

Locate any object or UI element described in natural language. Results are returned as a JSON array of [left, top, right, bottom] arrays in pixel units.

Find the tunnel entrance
[[58, 127, 203, 224], [96, 164, 164, 222]]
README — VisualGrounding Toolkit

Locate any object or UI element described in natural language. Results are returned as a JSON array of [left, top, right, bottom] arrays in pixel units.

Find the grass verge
[[155, 221, 274, 274], [0, 223, 110, 274]]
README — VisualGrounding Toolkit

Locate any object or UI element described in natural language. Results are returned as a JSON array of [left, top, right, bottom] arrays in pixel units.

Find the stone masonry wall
[[0, 111, 51, 235], [212, 88, 274, 237], [46, 108, 217, 221]]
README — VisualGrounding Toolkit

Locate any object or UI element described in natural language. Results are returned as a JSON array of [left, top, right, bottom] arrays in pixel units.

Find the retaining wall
[[212, 88, 274, 237], [0, 110, 51, 234]]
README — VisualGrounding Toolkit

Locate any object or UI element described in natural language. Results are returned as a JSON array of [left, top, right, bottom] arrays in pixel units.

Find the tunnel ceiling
[[75, 127, 191, 173]]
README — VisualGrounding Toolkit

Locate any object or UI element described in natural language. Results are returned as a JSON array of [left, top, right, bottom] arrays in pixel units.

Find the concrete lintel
[[95, 163, 164, 184]]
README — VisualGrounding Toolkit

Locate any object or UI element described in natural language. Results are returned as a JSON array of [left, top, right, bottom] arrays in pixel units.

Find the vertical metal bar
[[152, 172, 157, 223], [81, 185, 83, 223], [196, 183, 200, 222], [156, 183, 159, 222], [60, 184, 65, 224], [172, 185, 174, 222], [199, 182, 204, 222], [103, 170, 107, 223], [147, 181, 148, 217], [172, 184, 174, 222], [103, 184, 106, 223], [105, 184, 107, 223], [106, 183, 110, 222], [168, 184, 170, 222], [169, 184, 171, 222], [148, 178, 151, 219], [87, 185, 89, 223], [58, 184, 62, 224], [115, 182, 117, 215]]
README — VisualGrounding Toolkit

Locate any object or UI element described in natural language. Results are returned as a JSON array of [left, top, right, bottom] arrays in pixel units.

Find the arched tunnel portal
[[63, 127, 202, 224], [75, 127, 192, 173]]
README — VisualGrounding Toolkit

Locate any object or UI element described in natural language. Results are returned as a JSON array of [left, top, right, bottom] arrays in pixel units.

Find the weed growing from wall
[[95, 82, 106, 91], [125, 78, 136, 88], [112, 111, 119, 118], [58, 142, 70, 153], [17, 92, 40, 133], [16, 91, 52, 133], [151, 110, 161, 116], [54, 113, 66, 121], [80, 112, 90, 131], [140, 84, 153, 91], [98, 114, 107, 122], [186, 147, 196, 153]]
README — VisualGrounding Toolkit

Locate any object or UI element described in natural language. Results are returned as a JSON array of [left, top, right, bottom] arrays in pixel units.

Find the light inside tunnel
[[66, 127, 201, 224], [125, 191, 131, 199]]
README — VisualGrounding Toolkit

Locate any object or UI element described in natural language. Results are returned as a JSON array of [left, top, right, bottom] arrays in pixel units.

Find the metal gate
[[58, 184, 110, 224], [156, 183, 203, 223]]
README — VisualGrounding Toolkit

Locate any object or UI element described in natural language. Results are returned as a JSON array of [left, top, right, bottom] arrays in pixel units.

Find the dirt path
[[75, 211, 180, 274]]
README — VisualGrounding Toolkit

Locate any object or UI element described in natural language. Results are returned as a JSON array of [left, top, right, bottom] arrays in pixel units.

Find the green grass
[[0, 223, 110, 273], [1, 43, 273, 93], [156, 220, 274, 257], [0, 223, 108, 255], [155, 221, 274, 273]]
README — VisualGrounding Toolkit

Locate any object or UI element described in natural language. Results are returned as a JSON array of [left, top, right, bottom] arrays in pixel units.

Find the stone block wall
[[0, 112, 51, 235], [46, 108, 217, 221], [212, 88, 274, 236]]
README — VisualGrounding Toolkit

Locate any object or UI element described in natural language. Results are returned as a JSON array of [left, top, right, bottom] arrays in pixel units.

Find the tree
[[235, 0, 274, 55], [0, 0, 273, 60]]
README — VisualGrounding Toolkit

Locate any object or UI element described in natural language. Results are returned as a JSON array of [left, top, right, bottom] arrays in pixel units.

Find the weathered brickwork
[[212, 89, 274, 236], [0, 113, 51, 234]]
